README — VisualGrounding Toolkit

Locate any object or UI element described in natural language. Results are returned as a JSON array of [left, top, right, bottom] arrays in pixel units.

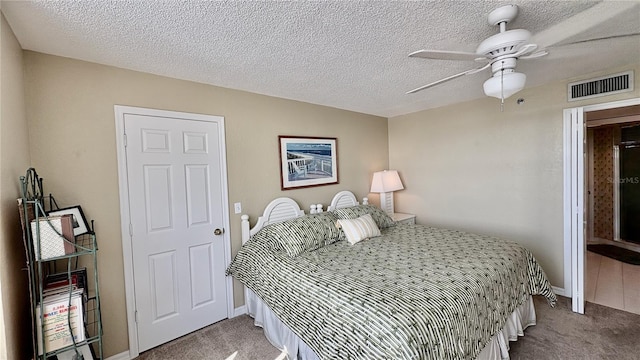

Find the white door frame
[[563, 97, 640, 314], [114, 105, 234, 358]]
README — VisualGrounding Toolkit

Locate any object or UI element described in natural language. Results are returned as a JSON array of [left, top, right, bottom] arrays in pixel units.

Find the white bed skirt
[[245, 288, 537, 360]]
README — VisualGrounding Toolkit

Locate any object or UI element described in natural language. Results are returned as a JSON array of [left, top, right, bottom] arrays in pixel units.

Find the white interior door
[[124, 112, 228, 351], [571, 108, 586, 314], [566, 107, 586, 314]]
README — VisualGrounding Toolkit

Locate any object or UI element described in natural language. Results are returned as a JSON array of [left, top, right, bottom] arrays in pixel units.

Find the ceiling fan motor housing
[[476, 29, 532, 57]]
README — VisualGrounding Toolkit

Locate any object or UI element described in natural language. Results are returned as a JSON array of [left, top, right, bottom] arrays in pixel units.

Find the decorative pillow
[[332, 204, 396, 229], [336, 214, 381, 245], [263, 212, 343, 257], [249, 225, 283, 252]]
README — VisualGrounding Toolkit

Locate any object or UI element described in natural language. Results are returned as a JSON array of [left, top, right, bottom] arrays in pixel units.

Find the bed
[[227, 191, 556, 360]]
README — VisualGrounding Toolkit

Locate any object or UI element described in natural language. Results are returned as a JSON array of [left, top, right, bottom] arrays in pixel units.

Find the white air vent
[[568, 71, 634, 101]]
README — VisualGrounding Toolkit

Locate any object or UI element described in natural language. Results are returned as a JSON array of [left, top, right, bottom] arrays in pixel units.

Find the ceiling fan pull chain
[[500, 64, 505, 112]]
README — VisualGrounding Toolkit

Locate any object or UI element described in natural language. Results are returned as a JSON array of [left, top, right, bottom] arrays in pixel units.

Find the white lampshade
[[371, 170, 404, 215], [370, 170, 404, 193], [483, 72, 526, 99]]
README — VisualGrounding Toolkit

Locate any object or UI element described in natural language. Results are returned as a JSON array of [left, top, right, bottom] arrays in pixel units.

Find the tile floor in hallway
[[586, 250, 640, 315]]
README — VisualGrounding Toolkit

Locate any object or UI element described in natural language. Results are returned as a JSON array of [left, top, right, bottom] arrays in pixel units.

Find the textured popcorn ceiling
[[2, 1, 639, 117]]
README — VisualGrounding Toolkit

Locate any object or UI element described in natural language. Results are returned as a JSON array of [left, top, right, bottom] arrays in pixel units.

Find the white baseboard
[[232, 305, 247, 318], [552, 286, 567, 297], [105, 350, 131, 360]]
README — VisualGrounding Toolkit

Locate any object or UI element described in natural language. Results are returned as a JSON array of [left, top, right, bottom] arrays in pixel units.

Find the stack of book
[[36, 270, 87, 355]]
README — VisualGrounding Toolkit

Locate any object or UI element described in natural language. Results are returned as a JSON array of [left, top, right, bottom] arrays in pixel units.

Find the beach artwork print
[[279, 136, 338, 190]]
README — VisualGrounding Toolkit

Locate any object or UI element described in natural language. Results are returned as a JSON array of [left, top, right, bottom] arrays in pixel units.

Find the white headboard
[[241, 197, 304, 244], [241, 190, 368, 244], [327, 190, 368, 211]]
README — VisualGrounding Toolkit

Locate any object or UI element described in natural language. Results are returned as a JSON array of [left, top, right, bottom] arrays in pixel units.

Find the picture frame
[[47, 206, 89, 236], [279, 136, 338, 190]]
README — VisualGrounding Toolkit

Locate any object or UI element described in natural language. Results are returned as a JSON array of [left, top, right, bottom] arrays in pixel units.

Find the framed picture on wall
[[279, 136, 338, 190]]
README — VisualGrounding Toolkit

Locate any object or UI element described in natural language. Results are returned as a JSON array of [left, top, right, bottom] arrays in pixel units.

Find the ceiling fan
[[406, 3, 639, 102]]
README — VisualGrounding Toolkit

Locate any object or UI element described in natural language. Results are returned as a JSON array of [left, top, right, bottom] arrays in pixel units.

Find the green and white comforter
[[227, 224, 556, 360]]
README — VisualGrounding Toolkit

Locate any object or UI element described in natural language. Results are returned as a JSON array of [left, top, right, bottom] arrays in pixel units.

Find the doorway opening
[[564, 97, 640, 315], [584, 104, 640, 315]]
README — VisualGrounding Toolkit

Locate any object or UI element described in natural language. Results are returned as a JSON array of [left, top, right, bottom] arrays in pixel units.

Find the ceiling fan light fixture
[[483, 71, 526, 99]]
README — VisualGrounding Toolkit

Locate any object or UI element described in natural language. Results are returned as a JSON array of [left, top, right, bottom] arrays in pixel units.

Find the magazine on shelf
[[45, 268, 88, 301], [36, 290, 85, 355]]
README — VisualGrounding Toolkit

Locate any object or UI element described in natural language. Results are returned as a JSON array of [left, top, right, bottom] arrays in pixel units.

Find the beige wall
[[0, 12, 32, 360], [23, 51, 388, 357], [389, 62, 640, 290]]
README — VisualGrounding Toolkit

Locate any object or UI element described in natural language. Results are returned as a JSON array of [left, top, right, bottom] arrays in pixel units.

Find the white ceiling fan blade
[[551, 32, 640, 47], [406, 63, 491, 94], [540, 33, 640, 61], [531, 2, 640, 49], [409, 49, 482, 62], [519, 50, 548, 60], [510, 43, 540, 58]]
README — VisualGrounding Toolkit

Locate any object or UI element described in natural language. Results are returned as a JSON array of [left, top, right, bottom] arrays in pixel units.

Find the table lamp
[[370, 170, 404, 215]]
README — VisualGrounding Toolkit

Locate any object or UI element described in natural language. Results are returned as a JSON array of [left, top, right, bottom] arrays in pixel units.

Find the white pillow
[[336, 214, 381, 245]]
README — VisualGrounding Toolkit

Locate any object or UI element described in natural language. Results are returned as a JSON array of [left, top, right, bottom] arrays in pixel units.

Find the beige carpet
[[137, 295, 640, 360], [135, 315, 283, 360], [509, 296, 640, 360]]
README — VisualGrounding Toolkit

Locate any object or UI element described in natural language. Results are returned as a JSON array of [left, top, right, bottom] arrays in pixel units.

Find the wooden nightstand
[[392, 212, 416, 225]]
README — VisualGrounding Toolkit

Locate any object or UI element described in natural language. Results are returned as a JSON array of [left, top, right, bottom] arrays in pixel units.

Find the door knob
[[214, 228, 224, 236]]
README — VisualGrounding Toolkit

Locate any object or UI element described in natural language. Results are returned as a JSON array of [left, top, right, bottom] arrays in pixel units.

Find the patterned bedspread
[[227, 223, 556, 360]]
